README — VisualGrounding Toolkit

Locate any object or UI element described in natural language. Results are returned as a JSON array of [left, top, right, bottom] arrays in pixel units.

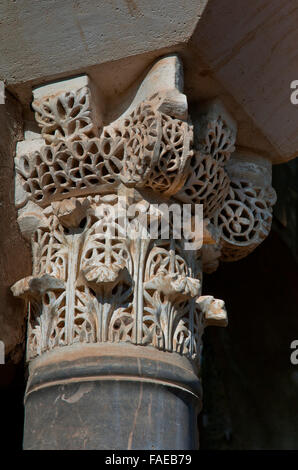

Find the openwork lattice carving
[[175, 107, 235, 218], [201, 117, 235, 166], [215, 179, 277, 261], [175, 151, 230, 218], [32, 86, 99, 145], [12, 60, 277, 367], [16, 95, 192, 207]]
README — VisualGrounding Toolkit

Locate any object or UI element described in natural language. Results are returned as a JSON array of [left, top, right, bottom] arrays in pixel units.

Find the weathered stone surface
[[190, 0, 298, 162], [116, 54, 188, 121], [24, 344, 201, 450], [0, 0, 207, 86], [0, 92, 31, 362], [3, 1, 298, 164]]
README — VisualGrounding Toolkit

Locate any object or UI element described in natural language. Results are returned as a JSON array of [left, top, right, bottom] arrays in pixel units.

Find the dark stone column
[[23, 344, 201, 450]]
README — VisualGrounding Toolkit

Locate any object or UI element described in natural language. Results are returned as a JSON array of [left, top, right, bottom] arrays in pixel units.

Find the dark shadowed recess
[[0, 357, 25, 450], [200, 230, 298, 450]]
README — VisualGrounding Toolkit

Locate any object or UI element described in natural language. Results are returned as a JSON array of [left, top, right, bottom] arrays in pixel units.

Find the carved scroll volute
[[214, 151, 277, 262]]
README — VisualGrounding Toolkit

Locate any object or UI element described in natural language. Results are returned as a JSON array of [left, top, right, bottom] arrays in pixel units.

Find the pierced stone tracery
[[12, 56, 276, 365], [16, 93, 193, 208], [214, 154, 277, 261]]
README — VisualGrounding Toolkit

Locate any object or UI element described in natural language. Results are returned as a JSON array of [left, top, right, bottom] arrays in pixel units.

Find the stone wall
[[0, 92, 31, 362]]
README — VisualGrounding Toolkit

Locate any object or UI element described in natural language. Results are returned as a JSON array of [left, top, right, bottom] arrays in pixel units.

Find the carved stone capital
[[12, 55, 276, 371]]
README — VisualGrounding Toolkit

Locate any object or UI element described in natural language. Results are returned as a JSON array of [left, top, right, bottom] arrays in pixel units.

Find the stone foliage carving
[[175, 151, 230, 218], [174, 102, 235, 218], [16, 93, 192, 207], [12, 56, 276, 363], [32, 85, 99, 145], [13, 194, 227, 361]]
